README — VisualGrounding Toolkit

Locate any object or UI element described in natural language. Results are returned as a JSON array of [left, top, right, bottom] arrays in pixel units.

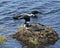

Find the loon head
[[31, 10, 41, 14]]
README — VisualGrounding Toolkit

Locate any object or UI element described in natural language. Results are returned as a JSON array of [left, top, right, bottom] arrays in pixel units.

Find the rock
[[11, 24, 59, 48]]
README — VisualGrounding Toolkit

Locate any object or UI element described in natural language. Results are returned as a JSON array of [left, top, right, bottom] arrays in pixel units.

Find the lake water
[[0, 0, 60, 48]]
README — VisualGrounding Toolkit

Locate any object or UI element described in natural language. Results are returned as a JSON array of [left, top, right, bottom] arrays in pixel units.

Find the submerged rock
[[11, 24, 60, 48]]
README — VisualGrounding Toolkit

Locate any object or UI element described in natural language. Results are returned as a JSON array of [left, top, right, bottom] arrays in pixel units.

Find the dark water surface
[[0, 0, 60, 48]]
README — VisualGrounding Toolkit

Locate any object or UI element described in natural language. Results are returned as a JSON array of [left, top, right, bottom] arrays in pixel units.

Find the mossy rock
[[11, 25, 59, 48]]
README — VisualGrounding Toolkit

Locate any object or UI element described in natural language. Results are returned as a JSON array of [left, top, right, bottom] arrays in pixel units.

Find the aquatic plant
[[29, 37, 39, 45], [0, 35, 7, 45]]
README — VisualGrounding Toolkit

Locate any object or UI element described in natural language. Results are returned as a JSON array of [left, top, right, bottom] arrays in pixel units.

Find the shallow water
[[0, 0, 60, 48]]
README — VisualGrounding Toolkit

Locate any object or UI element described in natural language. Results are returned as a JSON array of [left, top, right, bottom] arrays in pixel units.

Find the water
[[0, 0, 60, 48]]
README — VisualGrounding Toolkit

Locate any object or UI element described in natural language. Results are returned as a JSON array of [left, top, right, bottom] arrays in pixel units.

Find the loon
[[13, 11, 45, 31], [13, 11, 42, 20]]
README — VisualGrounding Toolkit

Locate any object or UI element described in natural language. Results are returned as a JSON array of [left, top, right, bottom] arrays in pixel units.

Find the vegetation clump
[[0, 35, 7, 45]]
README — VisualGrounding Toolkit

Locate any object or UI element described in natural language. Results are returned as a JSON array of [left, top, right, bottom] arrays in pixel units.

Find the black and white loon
[[13, 11, 45, 31]]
